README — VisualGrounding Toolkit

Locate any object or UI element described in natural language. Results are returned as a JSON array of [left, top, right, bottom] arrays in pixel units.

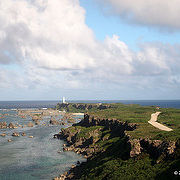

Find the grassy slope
[[89, 103, 180, 141], [70, 125, 180, 180], [79, 146, 180, 180], [62, 103, 180, 179]]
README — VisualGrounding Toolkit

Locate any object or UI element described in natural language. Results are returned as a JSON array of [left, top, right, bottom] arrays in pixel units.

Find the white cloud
[[0, 0, 96, 69], [97, 0, 180, 31], [0, 0, 180, 99]]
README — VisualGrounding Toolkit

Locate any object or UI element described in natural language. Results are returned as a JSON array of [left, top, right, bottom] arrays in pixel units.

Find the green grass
[[89, 103, 155, 123], [153, 108, 180, 141], [64, 103, 180, 141], [67, 126, 103, 139], [61, 103, 180, 180], [158, 108, 180, 129], [88, 104, 180, 141]]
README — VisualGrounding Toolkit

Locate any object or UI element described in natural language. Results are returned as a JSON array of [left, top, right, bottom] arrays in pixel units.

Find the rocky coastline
[[0, 109, 68, 142], [54, 114, 178, 180]]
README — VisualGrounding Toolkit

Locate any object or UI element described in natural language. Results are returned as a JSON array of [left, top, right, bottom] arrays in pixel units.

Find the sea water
[[0, 110, 85, 180], [0, 100, 179, 109]]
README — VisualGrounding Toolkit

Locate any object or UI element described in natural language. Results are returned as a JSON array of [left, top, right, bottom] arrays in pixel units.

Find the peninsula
[[54, 103, 180, 180]]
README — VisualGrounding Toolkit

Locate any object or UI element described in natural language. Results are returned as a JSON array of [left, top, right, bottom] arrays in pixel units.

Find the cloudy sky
[[0, 0, 179, 100]]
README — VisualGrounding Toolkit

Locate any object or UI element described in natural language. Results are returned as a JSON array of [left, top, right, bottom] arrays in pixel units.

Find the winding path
[[148, 112, 173, 131]]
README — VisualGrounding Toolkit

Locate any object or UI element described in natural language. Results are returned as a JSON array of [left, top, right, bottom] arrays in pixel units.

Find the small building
[[62, 97, 66, 104]]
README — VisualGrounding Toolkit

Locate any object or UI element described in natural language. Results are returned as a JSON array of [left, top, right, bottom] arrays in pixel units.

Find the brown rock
[[35, 120, 40, 125], [8, 139, 12, 142], [8, 122, 17, 129], [21, 132, 26, 136], [0, 122, 7, 129], [167, 141, 176, 154], [27, 122, 34, 127], [12, 132, 20, 137], [0, 133, 6, 137], [32, 115, 42, 121], [50, 118, 59, 125], [53, 177, 60, 180], [129, 139, 142, 157]]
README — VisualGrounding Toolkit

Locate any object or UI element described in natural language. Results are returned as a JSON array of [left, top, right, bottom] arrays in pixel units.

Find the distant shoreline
[[0, 100, 180, 109]]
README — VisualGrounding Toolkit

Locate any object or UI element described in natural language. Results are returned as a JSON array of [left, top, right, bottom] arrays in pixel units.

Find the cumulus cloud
[[0, 0, 96, 69], [97, 0, 180, 31], [0, 0, 180, 99]]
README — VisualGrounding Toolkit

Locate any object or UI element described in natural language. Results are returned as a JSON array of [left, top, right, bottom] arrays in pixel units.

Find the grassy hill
[[55, 103, 180, 180]]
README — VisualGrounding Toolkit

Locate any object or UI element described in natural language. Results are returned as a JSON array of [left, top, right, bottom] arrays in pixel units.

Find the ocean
[[0, 100, 180, 109], [0, 109, 84, 180], [0, 100, 179, 180]]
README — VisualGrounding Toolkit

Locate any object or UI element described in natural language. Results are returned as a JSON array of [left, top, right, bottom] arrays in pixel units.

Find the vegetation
[[68, 126, 103, 139], [60, 103, 180, 180], [58, 102, 180, 140], [79, 142, 180, 180], [65, 126, 180, 180], [56, 103, 111, 113], [88, 104, 180, 141], [89, 103, 155, 123]]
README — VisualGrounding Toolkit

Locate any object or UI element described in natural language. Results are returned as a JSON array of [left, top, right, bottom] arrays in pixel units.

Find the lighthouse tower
[[62, 97, 66, 104]]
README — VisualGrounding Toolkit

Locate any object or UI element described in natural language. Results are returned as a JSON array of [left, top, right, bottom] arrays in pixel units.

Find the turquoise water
[[0, 110, 85, 180]]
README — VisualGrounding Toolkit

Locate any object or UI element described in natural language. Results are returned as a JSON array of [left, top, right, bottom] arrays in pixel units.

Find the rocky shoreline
[[0, 109, 76, 143], [53, 114, 178, 180]]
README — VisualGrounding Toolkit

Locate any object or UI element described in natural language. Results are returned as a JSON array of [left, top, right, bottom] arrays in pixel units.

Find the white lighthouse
[[62, 97, 66, 104]]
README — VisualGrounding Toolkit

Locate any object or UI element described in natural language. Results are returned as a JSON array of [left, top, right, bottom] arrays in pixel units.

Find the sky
[[0, 0, 180, 100]]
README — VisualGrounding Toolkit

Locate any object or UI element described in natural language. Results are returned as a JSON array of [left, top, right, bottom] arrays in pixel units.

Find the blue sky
[[80, 0, 180, 50], [0, 0, 179, 100]]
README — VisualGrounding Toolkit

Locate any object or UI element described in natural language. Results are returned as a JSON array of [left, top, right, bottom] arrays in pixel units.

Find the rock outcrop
[[0, 122, 7, 129], [0, 133, 6, 137], [21, 132, 26, 136], [55, 114, 137, 158], [12, 132, 20, 137], [8, 122, 17, 129], [141, 139, 176, 159], [58, 127, 101, 158], [50, 118, 60, 125], [27, 122, 34, 127], [32, 115, 42, 121], [77, 114, 136, 135], [56, 103, 111, 112], [34, 120, 40, 125], [72, 103, 111, 110]]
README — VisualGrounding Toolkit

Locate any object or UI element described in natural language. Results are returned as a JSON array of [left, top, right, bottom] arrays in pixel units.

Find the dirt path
[[148, 112, 173, 131]]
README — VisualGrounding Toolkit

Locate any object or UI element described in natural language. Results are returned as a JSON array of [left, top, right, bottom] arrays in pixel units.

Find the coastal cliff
[[56, 114, 136, 158], [56, 103, 111, 112], [54, 113, 179, 180]]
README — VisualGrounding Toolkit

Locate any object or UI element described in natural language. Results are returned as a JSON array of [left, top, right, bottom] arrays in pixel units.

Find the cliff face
[[56, 114, 177, 160], [56, 103, 111, 111], [57, 127, 101, 158], [77, 114, 137, 133], [128, 138, 177, 160], [72, 104, 111, 110], [55, 114, 137, 157]]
